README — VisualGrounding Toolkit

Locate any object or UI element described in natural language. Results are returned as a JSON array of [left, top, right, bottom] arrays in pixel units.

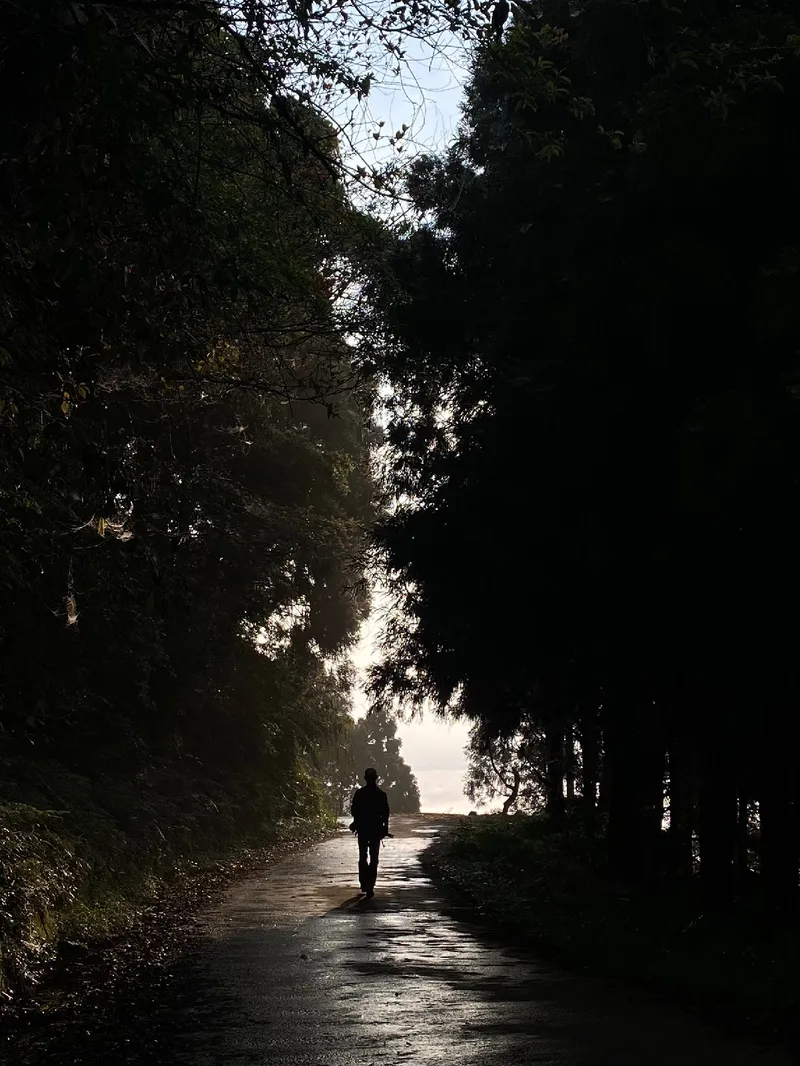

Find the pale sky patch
[[351, 604, 472, 813]]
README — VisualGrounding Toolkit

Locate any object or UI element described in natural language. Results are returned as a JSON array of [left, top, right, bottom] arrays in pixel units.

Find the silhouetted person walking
[[350, 768, 390, 898]]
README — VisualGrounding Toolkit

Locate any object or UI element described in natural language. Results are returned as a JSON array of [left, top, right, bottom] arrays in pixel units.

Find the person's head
[[364, 767, 378, 785]]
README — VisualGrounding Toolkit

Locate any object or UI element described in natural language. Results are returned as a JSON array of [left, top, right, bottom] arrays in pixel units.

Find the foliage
[[0, 779, 336, 996], [367, 0, 800, 930], [464, 719, 546, 814], [0, 0, 432, 995], [0, 802, 87, 996], [318, 708, 421, 814]]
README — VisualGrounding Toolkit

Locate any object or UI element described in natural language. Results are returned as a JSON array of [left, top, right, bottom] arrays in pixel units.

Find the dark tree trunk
[[597, 730, 610, 816], [502, 767, 521, 815], [604, 681, 663, 884], [667, 735, 695, 877], [579, 707, 600, 834], [697, 739, 738, 911], [606, 724, 640, 881], [643, 744, 666, 862], [565, 721, 575, 805], [760, 766, 798, 921], [544, 721, 565, 821], [735, 788, 750, 879], [756, 668, 799, 924]]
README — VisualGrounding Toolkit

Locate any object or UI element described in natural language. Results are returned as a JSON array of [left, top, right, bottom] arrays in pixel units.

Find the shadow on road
[[3, 815, 790, 1066], [329, 894, 369, 911]]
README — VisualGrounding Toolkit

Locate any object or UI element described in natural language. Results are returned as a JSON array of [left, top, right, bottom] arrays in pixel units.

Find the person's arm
[[382, 792, 390, 836], [350, 789, 360, 831]]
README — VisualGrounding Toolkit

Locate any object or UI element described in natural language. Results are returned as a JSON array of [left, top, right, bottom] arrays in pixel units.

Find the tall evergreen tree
[[368, 0, 800, 914], [319, 710, 422, 814]]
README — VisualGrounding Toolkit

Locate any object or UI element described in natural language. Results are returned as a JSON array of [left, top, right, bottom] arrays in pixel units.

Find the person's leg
[[357, 835, 370, 893], [366, 837, 381, 895]]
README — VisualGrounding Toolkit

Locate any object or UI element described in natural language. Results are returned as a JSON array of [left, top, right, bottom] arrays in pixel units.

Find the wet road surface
[[159, 815, 786, 1066], [5, 815, 790, 1066]]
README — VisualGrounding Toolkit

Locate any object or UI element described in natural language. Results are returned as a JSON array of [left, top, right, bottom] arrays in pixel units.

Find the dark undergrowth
[[0, 755, 335, 1002], [423, 814, 800, 1057]]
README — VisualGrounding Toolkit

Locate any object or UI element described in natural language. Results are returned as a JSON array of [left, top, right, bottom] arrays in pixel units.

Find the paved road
[[152, 815, 785, 1066], [6, 814, 790, 1066]]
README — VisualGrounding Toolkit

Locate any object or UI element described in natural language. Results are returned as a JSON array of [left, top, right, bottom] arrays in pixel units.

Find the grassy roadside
[[0, 762, 336, 1002], [0, 822, 336, 1066], [422, 814, 800, 1055]]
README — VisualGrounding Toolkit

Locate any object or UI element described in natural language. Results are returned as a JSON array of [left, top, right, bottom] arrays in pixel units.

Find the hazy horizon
[[350, 607, 473, 814]]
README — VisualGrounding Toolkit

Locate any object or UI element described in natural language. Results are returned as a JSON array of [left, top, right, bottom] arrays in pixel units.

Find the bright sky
[[332, 29, 471, 174], [365, 35, 469, 157], [350, 605, 473, 814]]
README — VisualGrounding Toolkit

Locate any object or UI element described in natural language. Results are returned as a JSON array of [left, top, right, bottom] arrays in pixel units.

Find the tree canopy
[[319, 708, 421, 814], [368, 0, 800, 915], [0, 0, 456, 990]]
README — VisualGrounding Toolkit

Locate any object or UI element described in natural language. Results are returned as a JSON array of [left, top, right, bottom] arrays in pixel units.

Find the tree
[[0, 0, 384, 885], [367, 0, 800, 915], [0, 0, 490, 993], [465, 720, 546, 815], [319, 710, 421, 814]]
